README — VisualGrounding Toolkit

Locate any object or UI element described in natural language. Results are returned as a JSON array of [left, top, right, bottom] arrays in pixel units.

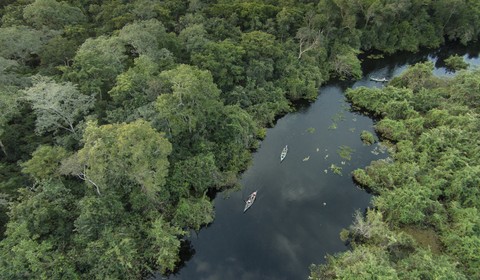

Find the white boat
[[244, 191, 257, 212], [280, 145, 288, 162], [370, 77, 388, 82]]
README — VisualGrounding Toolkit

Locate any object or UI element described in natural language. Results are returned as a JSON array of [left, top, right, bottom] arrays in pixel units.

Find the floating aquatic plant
[[330, 164, 342, 176], [337, 145, 355, 160]]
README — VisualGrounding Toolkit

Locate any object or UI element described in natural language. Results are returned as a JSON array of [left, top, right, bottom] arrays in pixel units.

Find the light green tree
[[63, 120, 172, 199], [148, 217, 185, 274], [21, 145, 69, 181], [23, 76, 94, 136]]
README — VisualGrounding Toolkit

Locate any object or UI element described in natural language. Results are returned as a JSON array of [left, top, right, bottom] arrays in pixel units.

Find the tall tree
[[0, 25, 51, 65], [65, 36, 128, 97], [23, 0, 87, 30], [191, 39, 245, 92], [117, 19, 179, 61], [0, 181, 79, 279], [155, 64, 223, 139], [62, 120, 172, 201], [21, 145, 69, 181], [23, 76, 94, 137]]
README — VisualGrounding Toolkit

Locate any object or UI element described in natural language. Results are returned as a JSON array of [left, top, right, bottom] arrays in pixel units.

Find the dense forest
[[0, 0, 479, 278]]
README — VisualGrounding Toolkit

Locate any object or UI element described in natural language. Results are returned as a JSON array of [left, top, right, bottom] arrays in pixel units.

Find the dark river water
[[163, 43, 480, 280]]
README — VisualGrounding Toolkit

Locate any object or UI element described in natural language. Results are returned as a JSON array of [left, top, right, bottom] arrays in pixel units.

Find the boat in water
[[370, 77, 388, 82], [244, 191, 257, 212], [280, 145, 288, 162]]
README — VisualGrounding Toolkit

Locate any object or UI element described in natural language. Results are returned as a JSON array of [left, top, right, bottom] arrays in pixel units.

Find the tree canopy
[[1, 0, 480, 278]]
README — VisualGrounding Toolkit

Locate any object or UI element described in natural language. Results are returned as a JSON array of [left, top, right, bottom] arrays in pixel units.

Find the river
[[163, 43, 480, 280]]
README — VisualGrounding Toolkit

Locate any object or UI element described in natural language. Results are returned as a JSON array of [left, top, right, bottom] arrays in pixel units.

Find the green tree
[[295, 11, 324, 59], [106, 55, 166, 123], [330, 44, 362, 80], [0, 25, 49, 65], [276, 51, 327, 101], [38, 35, 78, 73], [173, 196, 214, 231], [0, 181, 79, 279], [147, 217, 185, 274], [73, 194, 125, 243], [360, 130, 375, 145], [21, 145, 69, 181], [23, 0, 86, 29], [0, 222, 78, 279], [339, 64, 480, 279], [240, 31, 282, 84], [86, 1, 134, 35], [191, 39, 245, 92], [310, 245, 398, 280], [117, 19, 179, 61], [226, 80, 291, 122], [389, 62, 441, 93], [155, 64, 223, 138], [446, 166, 480, 208], [178, 23, 210, 56], [444, 54, 468, 71], [78, 227, 141, 280], [397, 248, 467, 280], [168, 153, 221, 195], [210, 104, 259, 171], [0, 84, 20, 157], [66, 120, 172, 200], [374, 182, 438, 225], [65, 35, 128, 96]]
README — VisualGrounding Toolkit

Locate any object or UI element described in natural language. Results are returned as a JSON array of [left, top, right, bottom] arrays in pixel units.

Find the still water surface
[[165, 44, 480, 280]]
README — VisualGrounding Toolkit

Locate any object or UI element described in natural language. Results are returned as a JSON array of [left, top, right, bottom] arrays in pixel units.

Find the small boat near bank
[[244, 191, 257, 212], [370, 77, 388, 82], [280, 145, 288, 162]]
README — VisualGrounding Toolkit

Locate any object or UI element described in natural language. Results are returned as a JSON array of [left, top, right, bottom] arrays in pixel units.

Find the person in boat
[[246, 192, 255, 203]]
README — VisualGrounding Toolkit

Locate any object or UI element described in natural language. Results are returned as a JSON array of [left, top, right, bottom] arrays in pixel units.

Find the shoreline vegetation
[[310, 62, 480, 279], [0, 0, 479, 279]]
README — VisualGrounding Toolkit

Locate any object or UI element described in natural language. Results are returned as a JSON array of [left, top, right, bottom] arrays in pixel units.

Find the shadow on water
[[161, 42, 480, 280]]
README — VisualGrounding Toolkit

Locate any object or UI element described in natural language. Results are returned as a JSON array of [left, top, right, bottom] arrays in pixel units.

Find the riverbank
[[310, 47, 480, 279]]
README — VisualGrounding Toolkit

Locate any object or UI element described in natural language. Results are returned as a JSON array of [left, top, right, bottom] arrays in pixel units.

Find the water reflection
[[166, 84, 384, 280], [164, 44, 480, 280]]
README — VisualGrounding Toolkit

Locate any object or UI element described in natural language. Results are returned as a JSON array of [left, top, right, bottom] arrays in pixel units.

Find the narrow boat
[[280, 145, 288, 162], [244, 191, 257, 212], [370, 77, 388, 82]]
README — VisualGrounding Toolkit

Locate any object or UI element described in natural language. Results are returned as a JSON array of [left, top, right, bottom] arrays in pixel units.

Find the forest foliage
[[1, 0, 480, 278]]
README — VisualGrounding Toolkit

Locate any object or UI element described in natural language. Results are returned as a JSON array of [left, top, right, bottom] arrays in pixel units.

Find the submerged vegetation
[[0, 0, 480, 278], [311, 63, 480, 279]]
